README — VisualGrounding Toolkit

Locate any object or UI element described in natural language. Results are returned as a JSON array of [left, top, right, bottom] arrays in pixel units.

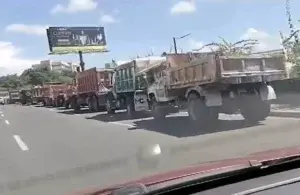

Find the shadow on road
[[58, 108, 96, 114], [129, 116, 263, 138], [86, 112, 263, 138], [85, 111, 152, 122]]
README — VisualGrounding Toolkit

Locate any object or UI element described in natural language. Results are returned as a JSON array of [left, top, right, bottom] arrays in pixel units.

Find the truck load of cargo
[[72, 67, 114, 111], [149, 52, 288, 124]]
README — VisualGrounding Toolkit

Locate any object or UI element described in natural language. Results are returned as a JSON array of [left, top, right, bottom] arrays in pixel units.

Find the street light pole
[[172, 33, 191, 54]]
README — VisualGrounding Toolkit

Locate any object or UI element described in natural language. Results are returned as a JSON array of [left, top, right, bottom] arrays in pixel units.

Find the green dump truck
[[105, 57, 166, 116]]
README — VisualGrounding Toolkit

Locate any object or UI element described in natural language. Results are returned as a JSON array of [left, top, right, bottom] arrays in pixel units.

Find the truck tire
[[187, 93, 218, 127], [65, 102, 70, 109], [88, 97, 93, 111], [126, 96, 135, 118], [91, 96, 99, 112], [151, 98, 166, 120], [105, 99, 115, 114], [240, 96, 270, 122], [72, 98, 80, 111]]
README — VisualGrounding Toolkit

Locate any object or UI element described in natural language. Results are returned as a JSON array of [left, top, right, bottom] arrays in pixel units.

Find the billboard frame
[[46, 26, 109, 55]]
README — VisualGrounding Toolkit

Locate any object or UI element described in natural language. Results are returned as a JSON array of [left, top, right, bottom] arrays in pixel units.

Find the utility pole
[[286, 0, 299, 44], [172, 33, 191, 54], [173, 37, 178, 54], [78, 51, 85, 71]]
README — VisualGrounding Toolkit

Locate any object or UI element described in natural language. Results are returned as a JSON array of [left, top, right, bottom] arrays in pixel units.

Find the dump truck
[[42, 82, 70, 107], [8, 90, 21, 104], [72, 67, 114, 111], [0, 89, 9, 105], [20, 89, 32, 105], [64, 84, 77, 109], [144, 52, 288, 125], [105, 57, 166, 115], [31, 86, 45, 105]]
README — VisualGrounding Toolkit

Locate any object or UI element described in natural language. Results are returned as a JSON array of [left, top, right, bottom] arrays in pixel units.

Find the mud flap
[[260, 85, 276, 101]]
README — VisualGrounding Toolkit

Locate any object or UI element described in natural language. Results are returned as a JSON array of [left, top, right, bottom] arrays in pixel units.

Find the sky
[[0, 0, 299, 75]]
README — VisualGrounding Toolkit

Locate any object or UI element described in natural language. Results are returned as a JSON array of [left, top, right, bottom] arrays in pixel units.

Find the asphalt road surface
[[0, 105, 300, 195]]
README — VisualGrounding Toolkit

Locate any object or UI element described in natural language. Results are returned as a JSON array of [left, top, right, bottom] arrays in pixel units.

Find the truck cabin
[[114, 57, 166, 93], [9, 90, 20, 98], [138, 59, 167, 87]]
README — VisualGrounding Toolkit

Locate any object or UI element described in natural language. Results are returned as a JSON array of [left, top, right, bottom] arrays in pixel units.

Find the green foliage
[[193, 37, 259, 55], [0, 68, 76, 90], [281, 30, 300, 78]]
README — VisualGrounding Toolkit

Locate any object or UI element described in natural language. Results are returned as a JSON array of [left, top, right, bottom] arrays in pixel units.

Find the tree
[[193, 37, 259, 55], [0, 67, 76, 90], [281, 29, 300, 77]]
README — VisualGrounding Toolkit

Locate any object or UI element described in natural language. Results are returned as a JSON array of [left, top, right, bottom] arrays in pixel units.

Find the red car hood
[[72, 145, 300, 195]]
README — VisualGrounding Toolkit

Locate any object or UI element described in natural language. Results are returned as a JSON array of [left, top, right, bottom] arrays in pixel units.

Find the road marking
[[5, 120, 9, 125], [108, 122, 136, 128], [1, 114, 4, 117], [13, 135, 29, 151]]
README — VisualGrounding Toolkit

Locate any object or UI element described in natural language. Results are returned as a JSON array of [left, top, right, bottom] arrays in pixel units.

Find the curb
[[270, 110, 300, 118]]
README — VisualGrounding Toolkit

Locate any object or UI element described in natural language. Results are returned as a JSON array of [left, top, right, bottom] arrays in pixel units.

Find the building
[[32, 60, 80, 72]]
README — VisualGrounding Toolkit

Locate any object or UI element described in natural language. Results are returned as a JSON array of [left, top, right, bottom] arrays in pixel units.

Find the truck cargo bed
[[77, 67, 113, 94], [167, 53, 287, 88]]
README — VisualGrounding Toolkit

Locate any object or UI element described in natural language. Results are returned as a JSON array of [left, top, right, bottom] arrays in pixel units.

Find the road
[[0, 105, 300, 195]]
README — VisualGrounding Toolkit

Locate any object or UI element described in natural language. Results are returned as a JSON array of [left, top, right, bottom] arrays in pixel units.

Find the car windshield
[[0, 0, 300, 195]]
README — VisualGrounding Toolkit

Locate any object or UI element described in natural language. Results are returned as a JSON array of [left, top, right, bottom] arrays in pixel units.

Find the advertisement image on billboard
[[47, 27, 108, 54]]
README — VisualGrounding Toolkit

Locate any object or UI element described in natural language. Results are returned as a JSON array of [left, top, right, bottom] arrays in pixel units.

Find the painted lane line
[[108, 121, 136, 128], [13, 135, 29, 151], [5, 120, 9, 125], [1, 114, 3, 117]]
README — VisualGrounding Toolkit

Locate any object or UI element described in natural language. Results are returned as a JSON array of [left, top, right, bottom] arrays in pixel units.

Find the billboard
[[46, 27, 108, 55]]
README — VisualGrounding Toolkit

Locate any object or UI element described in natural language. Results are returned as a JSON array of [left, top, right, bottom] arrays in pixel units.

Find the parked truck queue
[[6, 49, 292, 127]]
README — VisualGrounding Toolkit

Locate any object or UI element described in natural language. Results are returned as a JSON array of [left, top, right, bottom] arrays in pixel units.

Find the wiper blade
[[142, 156, 300, 195], [260, 153, 300, 168]]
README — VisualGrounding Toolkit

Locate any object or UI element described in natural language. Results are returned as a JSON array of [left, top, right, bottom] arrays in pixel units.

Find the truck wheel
[[240, 97, 270, 122], [91, 96, 99, 112], [72, 98, 80, 111], [151, 98, 166, 120], [88, 97, 93, 111], [188, 93, 209, 126], [65, 102, 70, 109], [105, 99, 115, 114], [126, 97, 135, 117]]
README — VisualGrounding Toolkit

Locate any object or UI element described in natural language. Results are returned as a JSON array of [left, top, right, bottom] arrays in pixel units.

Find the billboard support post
[[78, 51, 85, 71]]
